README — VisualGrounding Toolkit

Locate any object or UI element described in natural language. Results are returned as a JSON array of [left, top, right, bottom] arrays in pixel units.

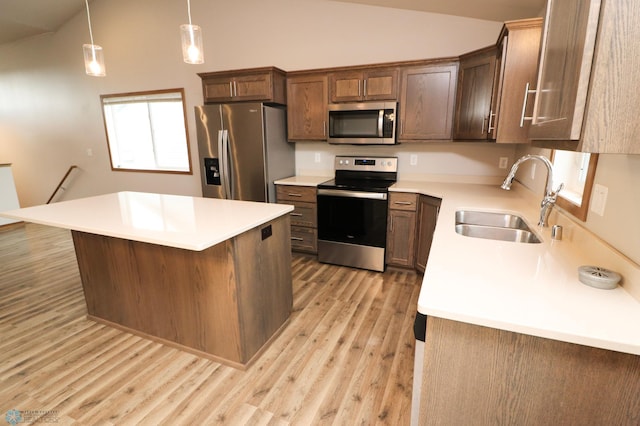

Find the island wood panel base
[[421, 317, 640, 425], [71, 215, 292, 369]]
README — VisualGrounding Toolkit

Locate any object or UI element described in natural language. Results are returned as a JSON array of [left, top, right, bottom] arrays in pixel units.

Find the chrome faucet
[[501, 154, 564, 227]]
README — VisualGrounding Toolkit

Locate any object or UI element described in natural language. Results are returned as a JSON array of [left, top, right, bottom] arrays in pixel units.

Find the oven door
[[317, 188, 388, 271]]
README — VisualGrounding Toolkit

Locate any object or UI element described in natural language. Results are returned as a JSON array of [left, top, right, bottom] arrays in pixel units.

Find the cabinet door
[[287, 74, 328, 141], [203, 77, 235, 103], [529, 0, 601, 140], [453, 51, 496, 140], [493, 19, 543, 143], [329, 71, 364, 103], [415, 196, 440, 273], [233, 73, 273, 101], [363, 69, 398, 101], [386, 210, 417, 268], [398, 64, 458, 141]]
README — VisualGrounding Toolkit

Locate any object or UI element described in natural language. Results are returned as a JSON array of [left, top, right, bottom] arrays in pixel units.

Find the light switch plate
[[410, 154, 418, 166], [591, 184, 608, 216], [314, 152, 321, 163], [499, 157, 508, 169]]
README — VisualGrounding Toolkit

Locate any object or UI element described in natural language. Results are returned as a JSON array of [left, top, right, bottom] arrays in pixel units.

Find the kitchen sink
[[455, 210, 541, 244]]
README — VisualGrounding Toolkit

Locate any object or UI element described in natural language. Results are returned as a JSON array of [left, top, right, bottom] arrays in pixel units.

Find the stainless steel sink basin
[[455, 210, 541, 244]]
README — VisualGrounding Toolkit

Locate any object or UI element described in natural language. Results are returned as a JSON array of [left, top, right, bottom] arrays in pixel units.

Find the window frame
[[100, 88, 193, 175], [550, 151, 598, 221]]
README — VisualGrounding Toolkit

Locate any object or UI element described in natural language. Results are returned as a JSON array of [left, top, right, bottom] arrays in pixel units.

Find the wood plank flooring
[[0, 223, 421, 425]]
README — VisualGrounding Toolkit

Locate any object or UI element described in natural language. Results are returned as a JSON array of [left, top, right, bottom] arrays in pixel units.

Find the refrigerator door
[[195, 105, 226, 199], [222, 103, 268, 202]]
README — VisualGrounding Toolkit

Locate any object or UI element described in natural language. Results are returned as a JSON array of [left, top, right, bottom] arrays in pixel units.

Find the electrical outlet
[[530, 163, 537, 180], [499, 157, 508, 169], [314, 152, 321, 163], [590, 184, 608, 216], [86, 148, 93, 157], [410, 154, 418, 166]]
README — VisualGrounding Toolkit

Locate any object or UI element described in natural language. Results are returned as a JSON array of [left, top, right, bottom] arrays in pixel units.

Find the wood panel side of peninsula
[[71, 215, 292, 369]]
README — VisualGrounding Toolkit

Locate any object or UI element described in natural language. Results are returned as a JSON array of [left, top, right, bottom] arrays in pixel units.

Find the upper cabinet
[[286, 73, 328, 141], [453, 47, 496, 140], [329, 68, 399, 103], [453, 18, 542, 143], [491, 18, 543, 143], [398, 63, 458, 142], [199, 67, 287, 105], [530, 0, 640, 154]]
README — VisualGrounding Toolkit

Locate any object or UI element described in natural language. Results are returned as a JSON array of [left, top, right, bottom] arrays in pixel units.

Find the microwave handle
[[378, 109, 384, 137]]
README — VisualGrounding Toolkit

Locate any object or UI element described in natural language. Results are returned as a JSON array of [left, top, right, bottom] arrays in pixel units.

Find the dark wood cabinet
[[415, 195, 441, 273], [286, 73, 328, 141], [490, 18, 542, 143], [329, 68, 399, 103], [199, 67, 286, 104], [386, 192, 418, 268], [398, 63, 458, 142], [276, 185, 318, 253], [529, 0, 640, 153], [453, 47, 497, 140]]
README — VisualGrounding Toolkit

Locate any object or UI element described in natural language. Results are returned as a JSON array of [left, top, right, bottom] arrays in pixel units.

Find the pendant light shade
[[83, 0, 106, 76], [83, 44, 106, 77], [181, 0, 204, 64]]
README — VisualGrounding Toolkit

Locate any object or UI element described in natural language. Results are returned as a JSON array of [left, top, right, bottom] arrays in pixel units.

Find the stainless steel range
[[317, 156, 398, 272]]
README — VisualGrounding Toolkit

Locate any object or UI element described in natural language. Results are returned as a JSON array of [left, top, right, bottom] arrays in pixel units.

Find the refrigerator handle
[[221, 130, 232, 199], [217, 130, 228, 199]]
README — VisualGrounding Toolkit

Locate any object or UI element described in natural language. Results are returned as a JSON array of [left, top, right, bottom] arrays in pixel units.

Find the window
[[551, 150, 598, 221], [101, 89, 192, 174]]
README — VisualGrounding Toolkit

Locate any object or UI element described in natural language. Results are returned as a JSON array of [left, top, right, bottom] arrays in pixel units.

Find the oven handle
[[317, 188, 388, 200]]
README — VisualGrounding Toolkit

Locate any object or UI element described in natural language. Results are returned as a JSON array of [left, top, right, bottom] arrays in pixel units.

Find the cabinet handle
[[389, 216, 394, 232], [287, 193, 303, 197], [363, 79, 367, 97], [394, 201, 413, 205], [291, 237, 304, 241], [481, 116, 487, 134], [323, 121, 326, 137], [290, 212, 303, 216], [234, 81, 238, 97], [488, 110, 496, 133], [519, 82, 537, 127], [358, 80, 361, 97], [229, 81, 234, 97]]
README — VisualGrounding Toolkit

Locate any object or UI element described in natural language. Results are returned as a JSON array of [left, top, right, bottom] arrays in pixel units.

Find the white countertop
[[0, 192, 294, 251], [274, 176, 330, 186], [391, 181, 640, 355]]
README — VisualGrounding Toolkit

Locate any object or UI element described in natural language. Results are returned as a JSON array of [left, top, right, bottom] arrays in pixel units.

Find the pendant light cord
[[85, 0, 95, 46], [187, 0, 193, 26]]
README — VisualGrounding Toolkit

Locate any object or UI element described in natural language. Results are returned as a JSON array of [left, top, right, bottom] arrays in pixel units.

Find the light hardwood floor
[[0, 223, 421, 425]]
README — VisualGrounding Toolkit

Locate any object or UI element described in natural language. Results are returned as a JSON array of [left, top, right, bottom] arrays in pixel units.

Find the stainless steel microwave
[[327, 102, 397, 145]]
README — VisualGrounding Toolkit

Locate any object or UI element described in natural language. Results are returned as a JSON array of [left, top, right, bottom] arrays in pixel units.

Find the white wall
[[515, 145, 640, 266], [0, 0, 502, 207]]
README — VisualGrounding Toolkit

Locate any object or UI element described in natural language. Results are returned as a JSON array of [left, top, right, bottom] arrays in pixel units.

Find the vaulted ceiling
[[0, 0, 545, 45]]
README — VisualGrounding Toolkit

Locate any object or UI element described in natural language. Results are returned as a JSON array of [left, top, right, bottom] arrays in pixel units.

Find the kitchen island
[[391, 181, 640, 425], [1, 192, 294, 369]]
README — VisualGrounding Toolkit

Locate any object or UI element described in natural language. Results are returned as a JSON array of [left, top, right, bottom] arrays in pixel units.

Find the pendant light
[[180, 0, 204, 64], [82, 0, 106, 77]]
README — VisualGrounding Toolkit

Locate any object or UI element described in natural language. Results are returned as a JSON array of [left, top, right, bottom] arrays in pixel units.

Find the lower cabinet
[[415, 196, 441, 273], [386, 192, 441, 271], [387, 193, 418, 267], [276, 184, 318, 254]]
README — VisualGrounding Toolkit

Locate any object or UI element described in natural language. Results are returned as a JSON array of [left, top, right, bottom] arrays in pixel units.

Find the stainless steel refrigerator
[[195, 103, 295, 202]]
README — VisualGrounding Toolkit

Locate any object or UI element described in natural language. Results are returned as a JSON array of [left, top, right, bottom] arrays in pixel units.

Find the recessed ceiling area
[[0, 0, 545, 46]]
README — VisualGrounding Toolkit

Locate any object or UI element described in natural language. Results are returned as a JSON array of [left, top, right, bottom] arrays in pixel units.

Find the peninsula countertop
[[391, 181, 640, 356], [1, 191, 294, 251]]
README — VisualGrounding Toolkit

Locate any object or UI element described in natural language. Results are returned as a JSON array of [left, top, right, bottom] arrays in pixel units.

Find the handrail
[[47, 165, 79, 204]]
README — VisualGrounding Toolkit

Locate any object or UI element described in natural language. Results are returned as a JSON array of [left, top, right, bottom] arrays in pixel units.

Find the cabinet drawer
[[291, 226, 317, 253], [276, 185, 317, 203], [288, 202, 317, 227], [389, 192, 418, 211]]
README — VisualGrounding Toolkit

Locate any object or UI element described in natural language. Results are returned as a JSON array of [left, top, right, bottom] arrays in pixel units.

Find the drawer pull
[[291, 237, 305, 241], [394, 201, 413, 205], [290, 213, 303, 217], [287, 193, 303, 197]]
